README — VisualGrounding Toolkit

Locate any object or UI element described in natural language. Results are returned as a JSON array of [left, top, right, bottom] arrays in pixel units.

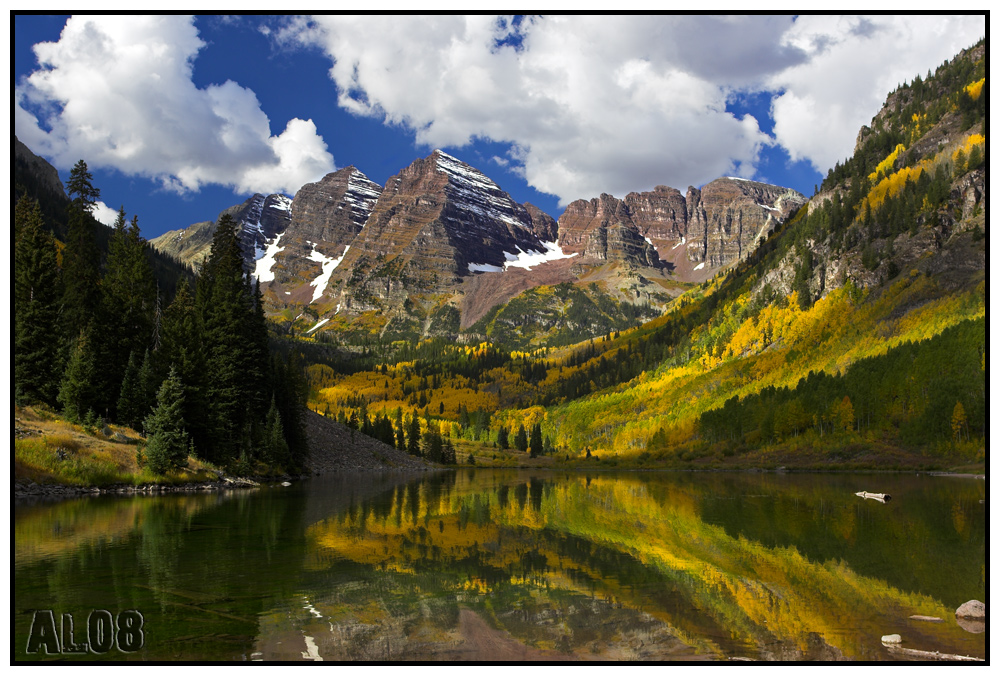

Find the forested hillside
[[14, 159, 310, 478]]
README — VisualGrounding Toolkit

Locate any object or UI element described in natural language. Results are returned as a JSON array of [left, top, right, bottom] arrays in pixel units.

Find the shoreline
[[15, 465, 984, 504]]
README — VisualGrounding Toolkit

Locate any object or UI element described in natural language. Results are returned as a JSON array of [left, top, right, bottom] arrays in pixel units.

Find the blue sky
[[15, 15, 985, 240]]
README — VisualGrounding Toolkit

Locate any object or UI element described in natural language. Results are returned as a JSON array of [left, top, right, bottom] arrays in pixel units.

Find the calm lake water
[[14, 470, 985, 662]]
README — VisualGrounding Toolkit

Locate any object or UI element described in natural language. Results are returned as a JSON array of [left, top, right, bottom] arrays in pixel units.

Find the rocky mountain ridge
[[150, 149, 805, 344]]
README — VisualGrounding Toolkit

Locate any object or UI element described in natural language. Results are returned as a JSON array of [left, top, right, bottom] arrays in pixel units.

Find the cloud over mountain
[[15, 15, 335, 196], [282, 14, 983, 203]]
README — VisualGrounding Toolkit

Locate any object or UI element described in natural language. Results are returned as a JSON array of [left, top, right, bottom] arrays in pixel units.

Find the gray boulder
[[956, 600, 985, 619]]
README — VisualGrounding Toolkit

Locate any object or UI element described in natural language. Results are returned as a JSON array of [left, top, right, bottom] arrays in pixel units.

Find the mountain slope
[[14, 137, 195, 300], [535, 39, 986, 463], [301, 39, 986, 470]]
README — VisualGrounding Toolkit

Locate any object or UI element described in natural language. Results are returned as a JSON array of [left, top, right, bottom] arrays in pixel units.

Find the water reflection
[[14, 471, 985, 662]]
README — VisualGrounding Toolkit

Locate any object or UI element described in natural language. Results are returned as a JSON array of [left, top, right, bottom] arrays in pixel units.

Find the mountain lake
[[14, 470, 985, 662]]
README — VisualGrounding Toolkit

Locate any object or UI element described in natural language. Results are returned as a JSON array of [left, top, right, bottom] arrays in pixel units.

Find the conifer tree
[[515, 425, 528, 453], [14, 197, 62, 405], [407, 415, 422, 456], [262, 396, 290, 466], [116, 350, 144, 430], [61, 160, 102, 332], [144, 367, 189, 475], [137, 349, 159, 431], [197, 214, 265, 464], [97, 210, 158, 418], [159, 283, 209, 451], [58, 325, 99, 422], [529, 423, 543, 458]]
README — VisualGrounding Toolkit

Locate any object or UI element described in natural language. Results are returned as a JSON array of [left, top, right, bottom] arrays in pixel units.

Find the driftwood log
[[882, 643, 983, 661], [855, 491, 891, 502]]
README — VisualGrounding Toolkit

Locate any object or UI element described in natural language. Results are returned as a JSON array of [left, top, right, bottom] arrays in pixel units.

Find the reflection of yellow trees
[[303, 474, 975, 659], [528, 477, 967, 658]]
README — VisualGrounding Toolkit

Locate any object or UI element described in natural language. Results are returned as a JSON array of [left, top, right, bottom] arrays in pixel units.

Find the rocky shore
[[14, 474, 262, 500], [14, 410, 435, 502], [301, 409, 435, 474]]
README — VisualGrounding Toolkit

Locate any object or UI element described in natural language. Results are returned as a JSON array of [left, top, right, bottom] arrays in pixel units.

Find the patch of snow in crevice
[[502, 241, 577, 271], [643, 235, 655, 247], [308, 244, 349, 303], [694, 262, 706, 271], [468, 262, 504, 273], [672, 236, 687, 250], [254, 232, 285, 282], [756, 203, 780, 212], [306, 318, 330, 334], [268, 195, 292, 212]]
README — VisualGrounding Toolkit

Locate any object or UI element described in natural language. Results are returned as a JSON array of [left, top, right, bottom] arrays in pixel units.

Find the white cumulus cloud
[[280, 14, 983, 204], [769, 15, 986, 173], [15, 15, 335, 196], [91, 201, 120, 227]]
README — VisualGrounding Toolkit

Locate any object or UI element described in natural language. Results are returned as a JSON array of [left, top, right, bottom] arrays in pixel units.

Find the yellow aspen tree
[[835, 396, 855, 433], [951, 401, 968, 442]]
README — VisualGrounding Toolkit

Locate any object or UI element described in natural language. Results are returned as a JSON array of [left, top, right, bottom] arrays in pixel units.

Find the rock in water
[[881, 634, 902, 644], [956, 600, 985, 619]]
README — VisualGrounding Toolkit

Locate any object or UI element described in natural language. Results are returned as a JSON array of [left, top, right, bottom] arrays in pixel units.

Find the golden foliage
[[964, 77, 985, 101], [869, 143, 906, 183]]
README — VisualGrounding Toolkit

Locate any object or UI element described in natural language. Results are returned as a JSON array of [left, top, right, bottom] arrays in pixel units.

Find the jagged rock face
[[625, 186, 689, 250], [524, 202, 558, 242], [229, 193, 293, 269], [334, 150, 549, 295], [150, 192, 292, 271], [685, 178, 806, 267], [266, 167, 382, 288], [557, 179, 804, 276], [583, 220, 660, 268]]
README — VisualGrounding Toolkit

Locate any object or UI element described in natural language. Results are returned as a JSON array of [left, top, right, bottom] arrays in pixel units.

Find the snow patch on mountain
[[694, 262, 706, 271], [306, 318, 330, 334], [468, 262, 505, 273], [344, 169, 382, 230], [254, 232, 285, 282], [467, 241, 576, 274], [435, 150, 528, 229], [672, 236, 687, 250], [308, 244, 350, 303], [504, 241, 577, 270]]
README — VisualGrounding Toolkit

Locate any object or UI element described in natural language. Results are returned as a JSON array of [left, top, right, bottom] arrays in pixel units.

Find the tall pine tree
[[97, 209, 158, 418], [14, 197, 62, 405], [196, 214, 271, 465], [61, 160, 102, 333]]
